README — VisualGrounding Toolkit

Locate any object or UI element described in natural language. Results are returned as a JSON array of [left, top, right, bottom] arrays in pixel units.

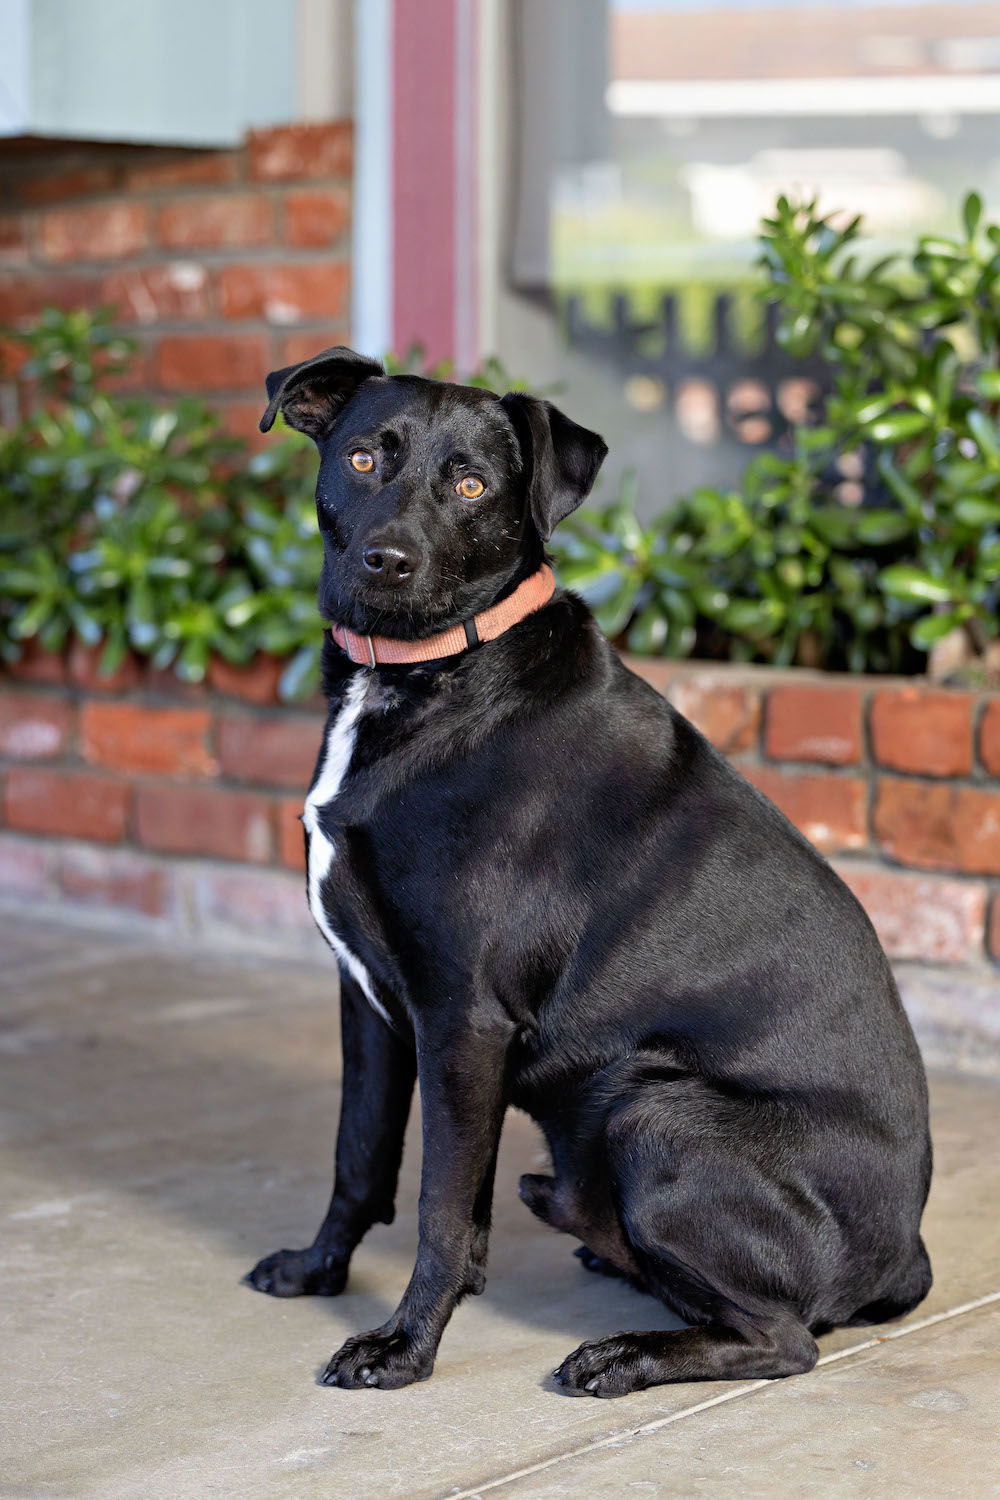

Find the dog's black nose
[[362, 544, 421, 582]]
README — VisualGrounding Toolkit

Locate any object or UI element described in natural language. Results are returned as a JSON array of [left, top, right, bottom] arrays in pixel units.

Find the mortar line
[[442, 1288, 1000, 1500]]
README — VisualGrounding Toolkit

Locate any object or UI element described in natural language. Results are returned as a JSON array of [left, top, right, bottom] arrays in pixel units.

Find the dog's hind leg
[[554, 1312, 818, 1397], [553, 1085, 820, 1397], [518, 1175, 625, 1276], [847, 1238, 932, 1326], [518, 1171, 640, 1279]]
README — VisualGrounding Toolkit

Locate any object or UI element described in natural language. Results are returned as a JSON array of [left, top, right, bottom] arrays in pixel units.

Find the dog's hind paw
[[574, 1244, 626, 1279], [244, 1246, 348, 1298], [553, 1332, 661, 1398]]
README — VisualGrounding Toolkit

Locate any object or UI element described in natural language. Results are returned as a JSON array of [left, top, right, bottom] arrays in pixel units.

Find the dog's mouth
[[321, 548, 542, 643], [326, 565, 538, 642], [322, 576, 464, 640]]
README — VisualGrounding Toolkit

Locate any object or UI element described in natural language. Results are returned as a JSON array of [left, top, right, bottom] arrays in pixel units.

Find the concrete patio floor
[[2, 913, 999, 1500]]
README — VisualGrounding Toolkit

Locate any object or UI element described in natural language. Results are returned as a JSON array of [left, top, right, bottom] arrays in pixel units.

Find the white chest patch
[[304, 672, 391, 1025]]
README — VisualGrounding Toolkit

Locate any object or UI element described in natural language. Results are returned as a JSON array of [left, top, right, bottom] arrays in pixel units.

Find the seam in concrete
[[443, 1289, 1000, 1500]]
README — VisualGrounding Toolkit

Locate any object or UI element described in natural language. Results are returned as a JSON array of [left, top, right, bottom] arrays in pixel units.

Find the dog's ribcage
[[304, 670, 391, 1024]]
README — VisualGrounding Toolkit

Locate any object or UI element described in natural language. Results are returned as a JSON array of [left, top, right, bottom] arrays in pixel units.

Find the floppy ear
[[500, 393, 607, 540], [259, 345, 385, 440]]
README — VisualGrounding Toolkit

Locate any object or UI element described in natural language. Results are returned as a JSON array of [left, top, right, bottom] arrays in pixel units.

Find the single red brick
[[135, 784, 273, 862], [284, 187, 350, 247], [0, 270, 103, 322], [191, 864, 315, 935], [100, 263, 212, 324], [247, 121, 352, 181], [743, 768, 867, 853], [277, 796, 306, 870], [156, 194, 272, 251], [834, 862, 987, 965], [124, 152, 238, 192], [765, 682, 864, 765], [0, 276, 31, 322], [668, 673, 760, 754], [213, 398, 270, 448], [156, 333, 269, 392], [58, 844, 170, 917], [81, 702, 217, 778], [4, 767, 128, 842], [20, 166, 117, 204], [4, 640, 68, 686], [870, 687, 973, 777], [0, 833, 52, 897], [67, 640, 142, 693], [219, 261, 349, 323], [0, 333, 28, 379], [942, 789, 1000, 877], [217, 714, 320, 787], [0, 277, 36, 321], [980, 700, 1000, 776], [207, 654, 283, 705], [39, 203, 149, 262], [0, 691, 74, 760], [874, 779, 1000, 876], [0, 214, 30, 261], [619, 655, 678, 698]]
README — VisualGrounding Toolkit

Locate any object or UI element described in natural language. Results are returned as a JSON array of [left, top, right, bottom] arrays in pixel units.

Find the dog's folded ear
[[259, 345, 385, 440], [500, 394, 608, 540]]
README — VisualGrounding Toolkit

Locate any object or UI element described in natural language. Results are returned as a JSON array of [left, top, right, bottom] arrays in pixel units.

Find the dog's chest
[[303, 673, 392, 1024]]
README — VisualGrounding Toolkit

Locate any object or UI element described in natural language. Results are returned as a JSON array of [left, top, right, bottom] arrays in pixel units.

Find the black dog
[[245, 346, 932, 1397]]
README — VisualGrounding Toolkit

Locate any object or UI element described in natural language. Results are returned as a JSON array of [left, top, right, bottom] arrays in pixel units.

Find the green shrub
[[552, 192, 1000, 677], [1, 308, 324, 696], [0, 315, 534, 698], [3, 193, 999, 696]]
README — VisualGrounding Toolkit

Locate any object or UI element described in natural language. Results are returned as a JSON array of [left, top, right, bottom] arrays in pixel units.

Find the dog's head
[[259, 345, 607, 638]]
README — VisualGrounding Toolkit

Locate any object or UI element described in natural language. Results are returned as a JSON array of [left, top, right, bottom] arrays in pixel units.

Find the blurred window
[[506, 0, 1000, 513]]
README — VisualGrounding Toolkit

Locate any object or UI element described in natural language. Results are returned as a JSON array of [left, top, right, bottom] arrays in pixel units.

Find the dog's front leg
[[321, 1015, 511, 1390], [246, 971, 416, 1298]]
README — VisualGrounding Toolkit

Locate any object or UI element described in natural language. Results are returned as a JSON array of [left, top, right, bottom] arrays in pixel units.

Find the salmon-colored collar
[[330, 564, 556, 667]]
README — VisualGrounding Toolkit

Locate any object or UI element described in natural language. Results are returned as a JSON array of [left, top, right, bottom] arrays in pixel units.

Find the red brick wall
[[0, 123, 352, 445], [0, 653, 998, 973]]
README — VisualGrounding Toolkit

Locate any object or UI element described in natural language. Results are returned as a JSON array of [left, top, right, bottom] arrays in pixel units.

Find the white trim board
[[609, 73, 1000, 118]]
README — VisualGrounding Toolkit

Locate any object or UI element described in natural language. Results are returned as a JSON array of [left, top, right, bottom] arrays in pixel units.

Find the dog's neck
[[330, 564, 557, 668]]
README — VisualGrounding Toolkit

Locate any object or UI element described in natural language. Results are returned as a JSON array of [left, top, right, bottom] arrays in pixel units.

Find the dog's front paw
[[553, 1332, 656, 1398], [244, 1246, 348, 1298], [320, 1328, 434, 1390]]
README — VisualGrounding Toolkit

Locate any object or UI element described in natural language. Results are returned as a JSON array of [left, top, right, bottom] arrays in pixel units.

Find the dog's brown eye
[[350, 451, 375, 472], [457, 476, 485, 500]]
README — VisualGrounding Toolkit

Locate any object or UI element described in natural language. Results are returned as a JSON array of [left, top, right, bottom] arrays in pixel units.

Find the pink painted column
[[391, 0, 479, 367]]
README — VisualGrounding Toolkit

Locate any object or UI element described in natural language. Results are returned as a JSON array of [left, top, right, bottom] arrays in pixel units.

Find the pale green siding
[[5, 0, 301, 144]]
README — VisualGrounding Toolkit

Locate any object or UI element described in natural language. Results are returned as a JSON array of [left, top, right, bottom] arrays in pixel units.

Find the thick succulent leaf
[[910, 610, 966, 648], [879, 566, 954, 603]]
